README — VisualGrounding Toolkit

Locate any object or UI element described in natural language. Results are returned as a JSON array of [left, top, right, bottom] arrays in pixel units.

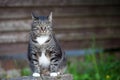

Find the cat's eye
[[47, 26, 52, 30], [33, 27, 39, 30], [33, 20, 38, 23], [46, 21, 51, 24]]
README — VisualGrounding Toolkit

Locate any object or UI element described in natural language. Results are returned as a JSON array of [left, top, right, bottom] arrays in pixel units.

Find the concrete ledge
[[10, 74, 73, 80]]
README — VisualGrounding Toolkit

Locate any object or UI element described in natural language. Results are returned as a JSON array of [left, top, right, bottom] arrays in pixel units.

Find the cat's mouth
[[40, 30, 51, 35], [39, 32, 49, 36], [40, 30, 47, 33]]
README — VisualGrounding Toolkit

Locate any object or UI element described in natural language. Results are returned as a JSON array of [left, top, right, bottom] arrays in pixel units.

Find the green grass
[[67, 52, 120, 80], [21, 53, 120, 80], [21, 67, 31, 76], [67, 36, 120, 80]]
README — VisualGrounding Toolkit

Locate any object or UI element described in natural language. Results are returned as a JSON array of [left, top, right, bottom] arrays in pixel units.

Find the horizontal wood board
[[0, 0, 120, 54]]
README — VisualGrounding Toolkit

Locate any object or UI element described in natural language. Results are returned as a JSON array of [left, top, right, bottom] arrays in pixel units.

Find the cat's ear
[[48, 12, 52, 22], [31, 12, 38, 20]]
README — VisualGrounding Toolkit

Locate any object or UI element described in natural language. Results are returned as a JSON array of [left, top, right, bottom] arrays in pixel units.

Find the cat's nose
[[40, 27, 46, 32], [41, 27, 44, 31]]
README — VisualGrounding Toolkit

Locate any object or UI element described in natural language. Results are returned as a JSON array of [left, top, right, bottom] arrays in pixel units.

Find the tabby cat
[[28, 12, 66, 77]]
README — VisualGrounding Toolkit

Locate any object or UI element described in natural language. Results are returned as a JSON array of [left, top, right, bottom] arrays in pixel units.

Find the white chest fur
[[36, 36, 49, 45], [39, 50, 50, 67]]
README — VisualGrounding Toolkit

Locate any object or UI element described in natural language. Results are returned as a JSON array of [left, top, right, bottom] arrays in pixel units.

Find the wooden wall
[[0, 0, 120, 54]]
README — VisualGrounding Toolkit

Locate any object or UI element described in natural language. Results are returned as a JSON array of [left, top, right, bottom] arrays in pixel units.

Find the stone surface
[[10, 74, 73, 80]]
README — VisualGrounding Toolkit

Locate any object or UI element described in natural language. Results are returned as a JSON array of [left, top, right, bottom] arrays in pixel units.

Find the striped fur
[[28, 12, 66, 77]]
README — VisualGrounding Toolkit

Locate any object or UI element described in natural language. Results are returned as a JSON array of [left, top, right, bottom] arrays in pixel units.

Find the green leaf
[[21, 68, 31, 76]]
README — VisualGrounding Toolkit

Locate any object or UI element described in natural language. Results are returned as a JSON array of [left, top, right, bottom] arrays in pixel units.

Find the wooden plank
[[0, 43, 28, 54], [55, 27, 120, 34], [0, 6, 120, 19], [0, 20, 31, 32], [0, 32, 29, 43], [0, 31, 120, 44], [0, 17, 120, 32], [52, 16, 120, 28], [54, 17, 120, 28], [0, 0, 119, 7], [0, 39, 120, 54], [61, 39, 120, 49]]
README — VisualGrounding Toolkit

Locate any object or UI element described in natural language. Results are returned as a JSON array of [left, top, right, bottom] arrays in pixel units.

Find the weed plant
[[67, 36, 120, 80]]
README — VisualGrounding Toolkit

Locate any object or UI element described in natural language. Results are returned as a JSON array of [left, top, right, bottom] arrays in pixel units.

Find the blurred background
[[0, 0, 120, 80]]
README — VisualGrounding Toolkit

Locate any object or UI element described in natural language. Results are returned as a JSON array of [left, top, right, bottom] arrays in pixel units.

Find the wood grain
[[0, 0, 119, 7], [0, 6, 120, 19], [0, 0, 120, 54], [0, 16, 120, 32], [0, 39, 120, 54]]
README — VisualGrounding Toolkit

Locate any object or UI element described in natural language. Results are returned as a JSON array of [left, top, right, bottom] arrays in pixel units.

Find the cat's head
[[31, 12, 53, 36]]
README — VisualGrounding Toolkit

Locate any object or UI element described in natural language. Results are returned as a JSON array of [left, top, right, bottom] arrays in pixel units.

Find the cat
[[28, 12, 67, 77]]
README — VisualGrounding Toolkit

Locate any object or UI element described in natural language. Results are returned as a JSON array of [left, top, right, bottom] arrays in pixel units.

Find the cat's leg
[[50, 55, 60, 77], [50, 65, 60, 77], [29, 51, 41, 77], [47, 47, 61, 77], [32, 65, 40, 77]]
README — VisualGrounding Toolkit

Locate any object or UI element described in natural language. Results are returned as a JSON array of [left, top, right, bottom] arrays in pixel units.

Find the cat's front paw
[[32, 73, 40, 77], [50, 72, 60, 77]]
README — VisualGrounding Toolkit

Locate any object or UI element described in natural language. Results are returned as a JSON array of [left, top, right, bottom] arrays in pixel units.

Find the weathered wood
[[0, 31, 120, 44], [0, 0, 119, 7], [0, 43, 28, 54], [0, 39, 120, 54], [0, 16, 120, 32], [10, 74, 73, 80], [0, 6, 120, 19], [0, 0, 120, 54], [0, 32, 28, 43]]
